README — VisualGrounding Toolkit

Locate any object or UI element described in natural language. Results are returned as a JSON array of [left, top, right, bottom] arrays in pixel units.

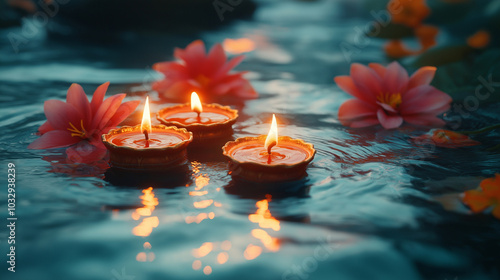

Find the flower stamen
[[377, 93, 402, 109], [196, 74, 211, 88], [68, 120, 87, 138]]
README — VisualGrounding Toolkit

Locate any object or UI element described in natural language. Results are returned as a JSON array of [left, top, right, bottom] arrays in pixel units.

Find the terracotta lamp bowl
[[222, 135, 316, 182]]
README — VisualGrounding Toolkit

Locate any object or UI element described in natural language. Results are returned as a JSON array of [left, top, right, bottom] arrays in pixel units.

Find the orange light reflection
[[251, 229, 280, 252], [243, 244, 262, 260], [223, 38, 256, 54], [217, 252, 229, 264], [193, 199, 213, 209], [248, 198, 280, 231], [132, 187, 159, 237], [193, 242, 213, 258]]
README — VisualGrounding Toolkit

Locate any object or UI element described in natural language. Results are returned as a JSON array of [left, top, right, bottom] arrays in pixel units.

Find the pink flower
[[28, 82, 140, 149], [335, 62, 452, 129], [152, 40, 257, 102]]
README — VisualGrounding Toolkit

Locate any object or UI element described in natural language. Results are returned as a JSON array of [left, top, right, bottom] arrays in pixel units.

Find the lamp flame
[[141, 96, 152, 138], [191, 92, 203, 116], [264, 114, 278, 154]]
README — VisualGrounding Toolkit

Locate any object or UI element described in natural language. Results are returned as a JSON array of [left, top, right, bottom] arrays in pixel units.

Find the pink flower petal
[[28, 130, 80, 149], [212, 73, 248, 95], [421, 102, 451, 116], [383, 61, 409, 94], [174, 40, 206, 76], [44, 100, 83, 131], [403, 114, 446, 127], [368, 63, 387, 78], [152, 62, 189, 79], [39, 121, 54, 134], [227, 79, 258, 99], [338, 99, 377, 121], [158, 80, 201, 101], [377, 109, 403, 129], [408, 66, 436, 89], [152, 79, 175, 93], [377, 102, 398, 114], [90, 82, 110, 115], [66, 83, 91, 126], [91, 94, 126, 131], [400, 85, 452, 114], [334, 76, 376, 104], [103, 100, 141, 129], [155, 40, 255, 101], [350, 63, 383, 103], [213, 55, 245, 81], [204, 43, 227, 76]]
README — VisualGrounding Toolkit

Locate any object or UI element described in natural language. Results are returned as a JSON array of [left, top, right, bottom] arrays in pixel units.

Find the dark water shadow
[[224, 174, 312, 200], [104, 165, 192, 188]]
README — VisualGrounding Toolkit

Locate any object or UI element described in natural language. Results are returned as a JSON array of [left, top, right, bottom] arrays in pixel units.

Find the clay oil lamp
[[222, 114, 316, 182], [102, 97, 193, 171], [156, 92, 238, 144]]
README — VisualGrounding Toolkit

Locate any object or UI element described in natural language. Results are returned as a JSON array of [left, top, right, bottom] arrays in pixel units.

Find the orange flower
[[467, 30, 491, 49], [412, 129, 480, 148], [384, 40, 418, 58], [463, 174, 500, 219], [415, 25, 439, 49], [384, 25, 438, 58], [388, 0, 430, 28]]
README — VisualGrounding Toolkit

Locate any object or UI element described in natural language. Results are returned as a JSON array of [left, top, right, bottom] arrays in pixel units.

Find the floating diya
[[222, 114, 316, 182], [156, 92, 238, 143], [102, 97, 193, 171]]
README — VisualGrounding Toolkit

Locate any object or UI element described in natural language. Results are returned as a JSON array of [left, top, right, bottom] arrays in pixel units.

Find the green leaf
[[428, 49, 500, 104], [411, 45, 473, 68]]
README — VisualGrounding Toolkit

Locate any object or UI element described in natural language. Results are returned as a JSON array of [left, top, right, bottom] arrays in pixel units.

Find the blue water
[[1, 1, 500, 280]]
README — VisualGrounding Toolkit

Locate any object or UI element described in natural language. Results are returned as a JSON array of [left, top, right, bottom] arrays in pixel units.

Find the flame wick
[[143, 129, 149, 148], [264, 114, 278, 155], [141, 96, 152, 143], [266, 142, 276, 155]]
